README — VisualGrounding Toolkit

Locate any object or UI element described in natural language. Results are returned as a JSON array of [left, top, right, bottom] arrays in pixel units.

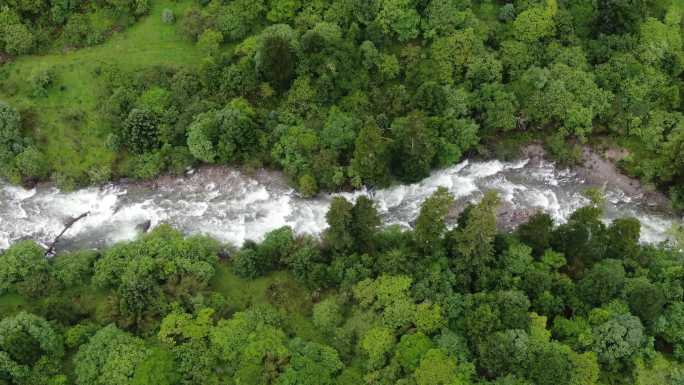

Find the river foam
[[0, 158, 680, 252]]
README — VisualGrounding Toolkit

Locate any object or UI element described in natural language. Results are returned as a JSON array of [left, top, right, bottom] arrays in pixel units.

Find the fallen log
[[45, 211, 90, 256]]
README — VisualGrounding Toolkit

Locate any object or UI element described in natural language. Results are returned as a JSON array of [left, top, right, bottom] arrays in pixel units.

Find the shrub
[[298, 174, 318, 197], [0, 100, 23, 154], [2, 23, 34, 55], [126, 151, 165, 180], [15, 146, 50, 181], [197, 29, 222, 56], [29, 67, 56, 98], [162, 8, 174, 24], [122, 108, 159, 154]]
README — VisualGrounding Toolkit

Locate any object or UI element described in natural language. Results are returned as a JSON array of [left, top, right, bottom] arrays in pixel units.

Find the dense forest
[[0, 0, 683, 202], [1, 190, 684, 384]]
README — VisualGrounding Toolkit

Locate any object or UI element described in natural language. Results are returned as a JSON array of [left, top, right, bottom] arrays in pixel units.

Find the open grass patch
[[211, 262, 323, 341], [0, 0, 202, 187]]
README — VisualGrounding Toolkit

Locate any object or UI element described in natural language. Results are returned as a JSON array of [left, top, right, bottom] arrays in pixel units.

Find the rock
[[136, 220, 152, 233], [218, 248, 231, 260]]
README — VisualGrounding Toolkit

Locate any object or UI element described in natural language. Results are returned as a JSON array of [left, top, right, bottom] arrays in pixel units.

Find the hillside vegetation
[[0, 0, 683, 204], [1, 191, 684, 384]]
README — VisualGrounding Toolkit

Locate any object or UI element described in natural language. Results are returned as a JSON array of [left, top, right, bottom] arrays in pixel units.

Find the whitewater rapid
[[0, 159, 679, 252]]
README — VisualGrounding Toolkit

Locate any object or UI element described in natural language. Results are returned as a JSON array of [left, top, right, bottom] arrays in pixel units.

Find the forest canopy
[[1, 191, 684, 384]]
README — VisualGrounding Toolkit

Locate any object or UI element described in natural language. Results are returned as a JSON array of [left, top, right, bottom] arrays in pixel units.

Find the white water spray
[[0, 159, 679, 251]]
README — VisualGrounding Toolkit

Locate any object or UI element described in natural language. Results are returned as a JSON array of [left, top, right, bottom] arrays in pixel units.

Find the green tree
[[414, 348, 474, 385], [255, 25, 298, 92], [527, 342, 574, 385], [266, 0, 300, 23], [375, 0, 420, 42], [513, 0, 557, 43], [15, 146, 49, 181], [656, 302, 684, 360], [516, 212, 554, 257], [415, 187, 454, 253], [0, 240, 50, 296], [132, 348, 179, 385], [360, 326, 394, 369], [626, 278, 665, 328], [0, 312, 64, 370], [216, 0, 265, 41], [478, 329, 530, 378], [415, 302, 445, 334], [551, 206, 608, 273], [394, 332, 434, 372], [74, 324, 150, 385], [349, 122, 391, 187], [0, 100, 23, 156], [592, 314, 647, 370], [187, 98, 260, 164], [197, 29, 222, 56], [390, 111, 437, 183], [606, 217, 641, 260], [350, 196, 381, 253], [595, 0, 647, 34], [271, 124, 319, 184], [313, 297, 343, 334], [476, 83, 518, 132], [578, 259, 625, 307], [1, 23, 34, 55], [320, 107, 360, 156], [449, 191, 500, 290], [121, 108, 159, 154], [323, 197, 355, 253], [277, 339, 342, 385]]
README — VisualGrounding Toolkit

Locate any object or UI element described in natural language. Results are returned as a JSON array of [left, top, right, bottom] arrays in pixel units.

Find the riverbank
[[1, 146, 679, 252], [522, 143, 671, 209]]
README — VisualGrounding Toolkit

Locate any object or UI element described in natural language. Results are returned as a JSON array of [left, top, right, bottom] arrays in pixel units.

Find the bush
[[2, 23, 34, 55], [122, 108, 159, 154], [126, 151, 165, 179], [29, 67, 56, 98], [0, 100, 23, 154], [15, 146, 50, 181], [87, 164, 113, 184], [232, 247, 262, 278], [162, 145, 196, 175], [197, 29, 222, 56], [63, 14, 91, 46], [298, 174, 318, 197], [179, 7, 207, 41], [546, 133, 582, 166], [162, 8, 174, 24]]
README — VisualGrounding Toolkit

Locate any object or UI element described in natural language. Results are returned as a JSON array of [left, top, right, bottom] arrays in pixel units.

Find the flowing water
[[0, 158, 680, 252]]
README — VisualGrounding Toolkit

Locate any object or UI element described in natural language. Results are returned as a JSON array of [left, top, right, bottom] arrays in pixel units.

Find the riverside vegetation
[[0, 0, 683, 204], [1, 191, 684, 384]]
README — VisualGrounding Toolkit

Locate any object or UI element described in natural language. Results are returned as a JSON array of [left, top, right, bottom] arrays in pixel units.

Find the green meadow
[[0, 0, 202, 186]]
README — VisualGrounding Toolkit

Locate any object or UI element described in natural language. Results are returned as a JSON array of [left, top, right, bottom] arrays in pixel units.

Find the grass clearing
[[0, 293, 28, 315], [211, 262, 323, 341], [0, 0, 202, 186]]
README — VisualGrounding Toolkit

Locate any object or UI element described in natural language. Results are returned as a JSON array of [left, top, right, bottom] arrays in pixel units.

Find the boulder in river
[[136, 220, 152, 234]]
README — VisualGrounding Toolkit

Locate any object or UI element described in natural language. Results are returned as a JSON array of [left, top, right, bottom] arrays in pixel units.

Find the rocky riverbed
[[0, 149, 680, 252]]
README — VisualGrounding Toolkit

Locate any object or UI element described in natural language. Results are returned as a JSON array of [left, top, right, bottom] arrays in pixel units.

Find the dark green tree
[[122, 108, 159, 154], [390, 111, 438, 183], [415, 187, 454, 254]]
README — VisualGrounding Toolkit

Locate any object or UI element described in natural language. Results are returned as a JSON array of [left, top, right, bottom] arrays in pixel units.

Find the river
[[0, 157, 680, 252]]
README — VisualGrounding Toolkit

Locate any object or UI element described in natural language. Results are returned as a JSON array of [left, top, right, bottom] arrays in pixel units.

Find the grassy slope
[[0, 0, 202, 184], [211, 264, 323, 342]]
